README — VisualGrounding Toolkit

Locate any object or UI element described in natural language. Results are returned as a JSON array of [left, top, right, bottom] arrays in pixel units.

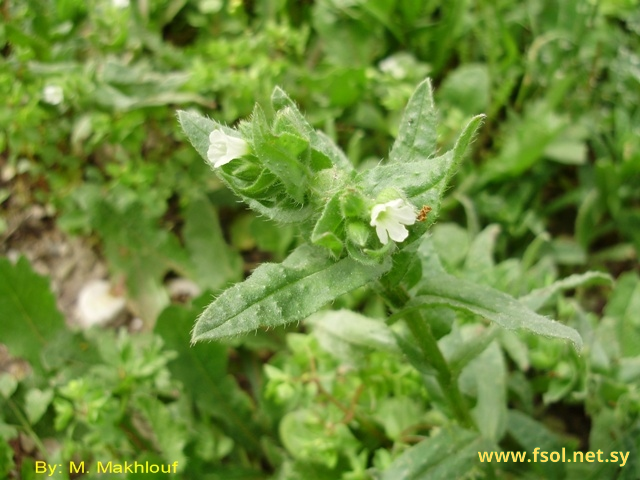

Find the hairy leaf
[[450, 114, 486, 182], [178, 109, 314, 223], [520, 271, 613, 312], [251, 105, 308, 204], [271, 87, 353, 172], [413, 271, 583, 349], [400, 114, 485, 246], [389, 78, 438, 164], [358, 151, 452, 199], [311, 193, 344, 257], [192, 245, 390, 341]]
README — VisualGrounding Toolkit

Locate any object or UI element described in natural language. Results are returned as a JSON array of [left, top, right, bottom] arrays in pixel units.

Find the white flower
[[112, 0, 130, 8], [42, 85, 63, 105], [370, 199, 416, 245], [207, 129, 248, 168]]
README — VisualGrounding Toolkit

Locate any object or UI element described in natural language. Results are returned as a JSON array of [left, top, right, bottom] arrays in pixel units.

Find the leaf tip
[[415, 77, 435, 105], [190, 315, 209, 345], [176, 109, 188, 124], [570, 333, 584, 352]]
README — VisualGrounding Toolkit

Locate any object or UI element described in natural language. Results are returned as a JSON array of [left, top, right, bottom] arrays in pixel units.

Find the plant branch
[[378, 284, 474, 428]]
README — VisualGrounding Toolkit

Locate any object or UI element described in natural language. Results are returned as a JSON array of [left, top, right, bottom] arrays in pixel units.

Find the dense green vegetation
[[1, 0, 639, 478]]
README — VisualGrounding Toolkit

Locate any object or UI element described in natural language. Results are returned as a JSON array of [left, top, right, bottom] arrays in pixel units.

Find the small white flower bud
[[207, 129, 249, 168]]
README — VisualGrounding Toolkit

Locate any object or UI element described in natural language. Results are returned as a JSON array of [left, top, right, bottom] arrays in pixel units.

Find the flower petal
[[392, 205, 417, 225], [384, 219, 409, 243], [375, 223, 389, 244], [207, 129, 248, 168], [370, 204, 386, 225], [370, 198, 416, 245]]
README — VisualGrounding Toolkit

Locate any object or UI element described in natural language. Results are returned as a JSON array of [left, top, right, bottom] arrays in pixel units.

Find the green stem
[[380, 284, 474, 428], [404, 311, 473, 427], [7, 398, 48, 455]]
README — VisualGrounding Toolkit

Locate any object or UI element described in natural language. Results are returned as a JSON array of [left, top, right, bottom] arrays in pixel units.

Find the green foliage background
[[1, 0, 639, 478]]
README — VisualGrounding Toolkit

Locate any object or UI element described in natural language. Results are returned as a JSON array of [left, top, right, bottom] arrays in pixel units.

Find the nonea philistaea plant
[[177, 78, 582, 431]]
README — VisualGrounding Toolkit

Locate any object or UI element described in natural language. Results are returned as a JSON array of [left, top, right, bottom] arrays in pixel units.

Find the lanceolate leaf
[[192, 245, 391, 342], [449, 114, 486, 182], [247, 197, 314, 224], [311, 193, 345, 257], [412, 271, 583, 349], [391, 114, 485, 246], [389, 78, 438, 164], [386, 111, 484, 247], [519, 271, 613, 312], [358, 151, 452, 199], [312, 131, 354, 172], [272, 87, 315, 136]]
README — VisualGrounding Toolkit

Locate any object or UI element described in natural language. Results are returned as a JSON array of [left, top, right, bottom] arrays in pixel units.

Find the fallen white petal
[[76, 279, 126, 329]]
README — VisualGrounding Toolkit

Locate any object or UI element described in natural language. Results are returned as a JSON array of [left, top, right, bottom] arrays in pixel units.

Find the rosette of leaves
[[178, 80, 582, 353]]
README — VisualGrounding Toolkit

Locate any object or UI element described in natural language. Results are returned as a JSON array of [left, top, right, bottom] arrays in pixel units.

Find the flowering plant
[[178, 79, 581, 428]]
